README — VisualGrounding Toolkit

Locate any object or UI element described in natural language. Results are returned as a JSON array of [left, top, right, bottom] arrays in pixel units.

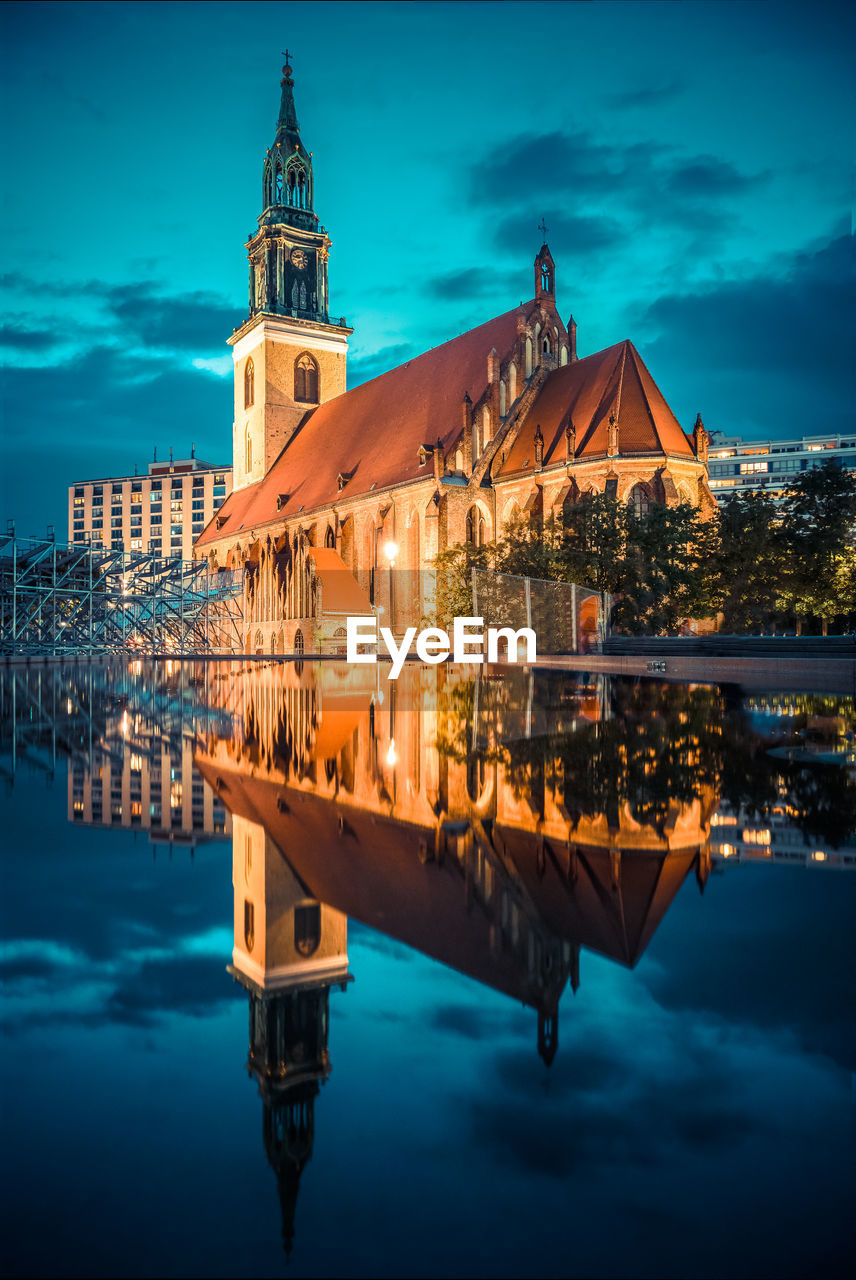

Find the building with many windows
[[708, 432, 856, 499], [68, 454, 232, 557]]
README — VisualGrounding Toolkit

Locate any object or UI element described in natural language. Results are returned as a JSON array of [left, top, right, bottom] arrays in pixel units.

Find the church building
[[196, 59, 715, 654]]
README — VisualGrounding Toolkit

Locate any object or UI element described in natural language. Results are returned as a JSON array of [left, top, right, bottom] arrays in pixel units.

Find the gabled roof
[[197, 303, 525, 546], [498, 340, 695, 476]]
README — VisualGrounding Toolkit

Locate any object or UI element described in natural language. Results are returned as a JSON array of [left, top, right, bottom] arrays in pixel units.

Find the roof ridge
[[347, 300, 533, 396]]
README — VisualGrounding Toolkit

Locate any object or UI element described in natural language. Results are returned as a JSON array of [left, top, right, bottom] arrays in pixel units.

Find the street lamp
[[383, 539, 398, 634]]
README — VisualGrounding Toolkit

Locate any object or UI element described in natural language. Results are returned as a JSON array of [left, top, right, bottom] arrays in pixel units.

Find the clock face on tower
[[290, 248, 307, 270]]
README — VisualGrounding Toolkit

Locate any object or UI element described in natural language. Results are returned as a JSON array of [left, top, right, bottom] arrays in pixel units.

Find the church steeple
[[261, 53, 316, 231]]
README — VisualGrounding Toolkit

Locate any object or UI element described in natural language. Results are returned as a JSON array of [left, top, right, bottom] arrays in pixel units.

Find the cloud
[[0, 323, 59, 351], [493, 210, 624, 258], [348, 342, 414, 387], [423, 266, 519, 302], [639, 230, 854, 435], [104, 283, 239, 353], [608, 79, 685, 109]]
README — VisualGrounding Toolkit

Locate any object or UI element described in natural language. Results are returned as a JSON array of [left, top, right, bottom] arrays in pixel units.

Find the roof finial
[[538, 216, 548, 243]]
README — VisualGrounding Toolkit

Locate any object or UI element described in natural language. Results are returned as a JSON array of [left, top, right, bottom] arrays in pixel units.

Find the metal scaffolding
[[0, 532, 244, 656]]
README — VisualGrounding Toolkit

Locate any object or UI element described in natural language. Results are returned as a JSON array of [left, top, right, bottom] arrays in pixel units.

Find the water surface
[[1, 661, 853, 1278]]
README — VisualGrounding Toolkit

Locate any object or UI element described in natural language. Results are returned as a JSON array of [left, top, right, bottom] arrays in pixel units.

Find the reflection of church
[[195, 58, 713, 652], [202, 661, 713, 1034]]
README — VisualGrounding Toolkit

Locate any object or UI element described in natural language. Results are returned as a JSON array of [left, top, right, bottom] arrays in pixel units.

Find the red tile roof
[[197, 304, 525, 546], [498, 340, 694, 476]]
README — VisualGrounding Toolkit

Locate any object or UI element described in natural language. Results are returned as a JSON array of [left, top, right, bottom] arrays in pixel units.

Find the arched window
[[509, 361, 517, 401], [294, 353, 319, 403], [629, 484, 652, 519], [263, 162, 272, 208], [543, 335, 551, 354], [525, 336, 533, 377], [245, 426, 252, 475], [499, 380, 507, 416], [541, 264, 551, 293], [325, 525, 335, 548], [294, 903, 321, 956], [244, 358, 254, 409], [244, 900, 255, 951], [274, 163, 283, 203], [466, 505, 487, 547], [482, 404, 491, 445], [294, 628, 305, 655], [560, 345, 569, 366]]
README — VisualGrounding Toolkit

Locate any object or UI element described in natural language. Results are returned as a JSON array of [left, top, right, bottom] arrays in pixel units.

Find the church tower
[[229, 55, 353, 492]]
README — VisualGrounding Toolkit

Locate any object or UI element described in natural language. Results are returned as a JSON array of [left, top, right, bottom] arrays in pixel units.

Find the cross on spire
[[538, 217, 548, 242], [281, 49, 292, 68]]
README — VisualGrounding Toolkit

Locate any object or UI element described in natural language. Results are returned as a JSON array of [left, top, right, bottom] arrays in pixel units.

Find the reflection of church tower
[[229, 816, 350, 1257]]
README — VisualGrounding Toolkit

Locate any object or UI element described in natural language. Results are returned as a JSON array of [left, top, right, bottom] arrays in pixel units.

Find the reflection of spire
[[244, 983, 332, 1258]]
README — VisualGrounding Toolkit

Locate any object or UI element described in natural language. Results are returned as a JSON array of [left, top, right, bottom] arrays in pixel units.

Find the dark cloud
[[423, 266, 518, 302], [666, 156, 767, 198], [106, 952, 238, 1026], [493, 209, 623, 258], [609, 79, 685, 109], [0, 323, 58, 351], [0, 345, 232, 531], [105, 283, 239, 352], [640, 231, 854, 436], [348, 342, 414, 388], [430, 1002, 514, 1041]]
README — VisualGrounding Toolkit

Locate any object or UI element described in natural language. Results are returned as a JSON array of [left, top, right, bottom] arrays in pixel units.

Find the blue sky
[[1, 0, 853, 534]]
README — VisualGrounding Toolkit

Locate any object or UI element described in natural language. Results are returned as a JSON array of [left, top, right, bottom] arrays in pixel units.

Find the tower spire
[[276, 51, 299, 143]]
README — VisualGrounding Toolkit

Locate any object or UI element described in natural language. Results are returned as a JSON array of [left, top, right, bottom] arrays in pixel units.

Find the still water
[[0, 661, 853, 1279]]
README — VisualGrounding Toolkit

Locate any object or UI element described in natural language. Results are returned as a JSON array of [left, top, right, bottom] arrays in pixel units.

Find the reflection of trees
[[437, 674, 856, 850]]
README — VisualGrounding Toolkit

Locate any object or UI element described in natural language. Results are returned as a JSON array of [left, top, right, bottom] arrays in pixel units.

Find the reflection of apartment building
[[68, 732, 231, 847], [68, 455, 232, 557], [708, 431, 856, 498], [710, 807, 856, 869]]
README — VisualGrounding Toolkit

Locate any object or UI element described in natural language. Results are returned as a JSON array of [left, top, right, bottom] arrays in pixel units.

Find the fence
[[0, 532, 244, 657], [471, 569, 604, 655]]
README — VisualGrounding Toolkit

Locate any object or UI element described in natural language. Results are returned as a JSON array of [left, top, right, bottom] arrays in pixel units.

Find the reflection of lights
[[742, 829, 771, 845], [383, 540, 399, 564], [133, 660, 142, 675], [121, 710, 129, 738], [386, 738, 398, 767], [166, 660, 173, 676], [720, 844, 735, 857], [711, 813, 738, 827], [812, 850, 827, 862], [66, 698, 73, 714]]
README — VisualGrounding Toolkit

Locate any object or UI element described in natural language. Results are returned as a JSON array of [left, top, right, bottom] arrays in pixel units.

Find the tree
[[778, 461, 856, 634], [712, 490, 784, 632]]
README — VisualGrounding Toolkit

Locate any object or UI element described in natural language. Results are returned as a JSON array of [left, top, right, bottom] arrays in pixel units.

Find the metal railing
[[471, 568, 604, 654], [0, 532, 244, 656]]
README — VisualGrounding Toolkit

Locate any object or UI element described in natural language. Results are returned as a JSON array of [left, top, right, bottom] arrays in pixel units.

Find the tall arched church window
[[325, 525, 335, 548], [509, 361, 517, 400], [291, 280, 299, 308], [466, 505, 487, 548], [245, 426, 252, 475], [543, 335, 551, 354], [244, 358, 254, 409], [294, 628, 305, 655], [560, 345, 569, 366], [294, 353, 319, 403], [263, 162, 272, 208], [629, 484, 651, 519], [500, 380, 506, 416], [541, 264, 551, 293], [525, 336, 533, 377], [299, 281, 307, 309], [244, 900, 255, 951], [274, 163, 283, 203]]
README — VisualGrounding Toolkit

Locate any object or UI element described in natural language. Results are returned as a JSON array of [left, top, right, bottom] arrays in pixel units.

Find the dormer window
[[417, 446, 428, 467]]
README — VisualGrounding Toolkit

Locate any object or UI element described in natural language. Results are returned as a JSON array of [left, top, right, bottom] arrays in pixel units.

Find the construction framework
[[0, 531, 244, 657]]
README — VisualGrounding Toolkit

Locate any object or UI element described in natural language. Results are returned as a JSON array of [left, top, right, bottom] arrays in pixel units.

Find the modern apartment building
[[68, 455, 232, 558], [708, 431, 856, 498]]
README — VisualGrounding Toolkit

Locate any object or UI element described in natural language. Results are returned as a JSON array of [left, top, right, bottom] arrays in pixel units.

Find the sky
[[1, 0, 853, 535]]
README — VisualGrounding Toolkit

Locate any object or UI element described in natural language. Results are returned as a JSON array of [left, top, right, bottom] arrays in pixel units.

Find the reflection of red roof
[[499, 340, 694, 475], [197, 304, 524, 546]]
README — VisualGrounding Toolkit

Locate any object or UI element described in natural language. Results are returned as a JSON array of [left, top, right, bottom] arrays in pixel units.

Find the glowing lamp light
[[386, 738, 398, 768], [383, 540, 399, 564], [812, 850, 827, 862]]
